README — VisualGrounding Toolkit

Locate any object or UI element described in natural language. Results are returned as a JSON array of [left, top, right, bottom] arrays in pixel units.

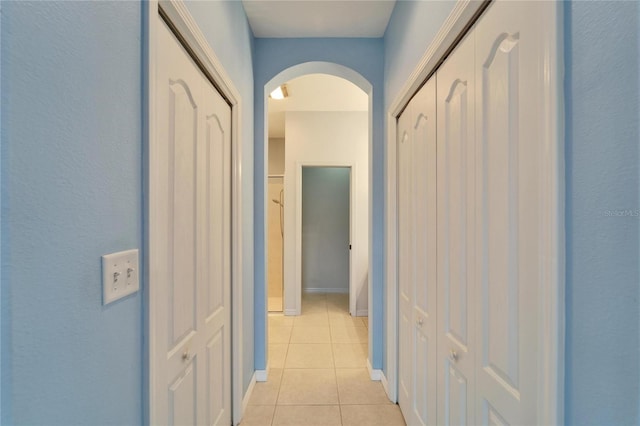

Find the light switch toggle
[[102, 249, 140, 305]]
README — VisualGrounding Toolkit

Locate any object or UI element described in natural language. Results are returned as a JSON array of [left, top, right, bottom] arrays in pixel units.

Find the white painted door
[[397, 77, 438, 426], [397, 101, 414, 421], [152, 17, 232, 426], [436, 29, 476, 426], [473, 1, 543, 423]]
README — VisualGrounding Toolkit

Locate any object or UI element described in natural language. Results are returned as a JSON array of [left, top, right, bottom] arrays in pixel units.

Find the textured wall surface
[[2, 2, 142, 424], [564, 1, 639, 424]]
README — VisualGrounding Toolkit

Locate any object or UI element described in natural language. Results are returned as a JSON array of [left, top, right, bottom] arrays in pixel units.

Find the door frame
[[295, 163, 357, 316], [384, 0, 565, 424], [144, 1, 244, 424]]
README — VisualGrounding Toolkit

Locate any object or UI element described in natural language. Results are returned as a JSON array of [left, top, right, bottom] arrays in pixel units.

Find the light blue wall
[[302, 168, 351, 293], [564, 1, 639, 424], [1, 1, 256, 423], [254, 38, 385, 371], [185, 0, 256, 396], [2, 2, 142, 424], [383, 0, 456, 111], [384, 1, 640, 423]]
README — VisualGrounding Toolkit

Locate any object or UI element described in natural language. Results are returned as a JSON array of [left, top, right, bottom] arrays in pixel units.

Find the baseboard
[[303, 288, 349, 294], [356, 309, 368, 317], [284, 308, 298, 316], [255, 366, 269, 382], [367, 358, 382, 381], [380, 371, 394, 402], [241, 372, 257, 415]]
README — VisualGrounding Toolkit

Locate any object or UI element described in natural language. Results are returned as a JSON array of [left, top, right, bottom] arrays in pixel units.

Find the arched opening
[[260, 62, 374, 374]]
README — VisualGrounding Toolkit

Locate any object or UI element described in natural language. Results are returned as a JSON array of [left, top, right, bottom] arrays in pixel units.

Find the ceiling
[[242, 0, 397, 38], [268, 73, 368, 138]]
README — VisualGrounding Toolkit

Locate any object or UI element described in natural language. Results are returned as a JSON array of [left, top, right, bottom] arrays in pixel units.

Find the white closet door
[[436, 30, 476, 426], [397, 101, 414, 421], [410, 77, 438, 426], [152, 17, 232, 426], [473, 1, 543, 424]]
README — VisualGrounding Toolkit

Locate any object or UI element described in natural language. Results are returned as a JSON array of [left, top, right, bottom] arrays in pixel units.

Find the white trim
[[366, 358, 382, 381], [303, 288, 349, 294], [283, 309, 298, 316], [385, 0, 485, 404], [384, 1, 564, 423], [538, 2, 565, 424], [295, 161, 358, 318], [238, 373, 257, 426], [255, 368, 269, 382], [356, 309, 368, 317], [380, 371, 390, 400], [145, 1, 244, 425]]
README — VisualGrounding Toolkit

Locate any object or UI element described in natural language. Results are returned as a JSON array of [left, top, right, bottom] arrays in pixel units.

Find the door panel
[[169, 362, 197, 426], [397, 76, 437, 426], [411, 77, 438, 426], [153, 16, 232, 426], [397, 110, 413, 418], [474, 1, 542, 424], [437, 29, 475, 426]]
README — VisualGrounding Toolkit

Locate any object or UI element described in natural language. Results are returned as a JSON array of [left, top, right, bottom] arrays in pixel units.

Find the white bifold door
[[398, 76, 438, 426], [397, 0, 552, 424], [151, 16, 232, 426]]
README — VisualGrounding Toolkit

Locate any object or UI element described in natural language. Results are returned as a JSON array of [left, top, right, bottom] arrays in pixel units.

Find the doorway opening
[[301, 166, 351, 311], [265, 72, 370, 353]]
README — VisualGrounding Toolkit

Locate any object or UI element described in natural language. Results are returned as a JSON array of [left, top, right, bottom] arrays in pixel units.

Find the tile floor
[[241, 293, 406, 426]]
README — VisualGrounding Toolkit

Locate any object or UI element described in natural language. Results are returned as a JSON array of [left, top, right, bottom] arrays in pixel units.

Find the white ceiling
[[268, 73, 368, 138], [242, 0, 397, 38]]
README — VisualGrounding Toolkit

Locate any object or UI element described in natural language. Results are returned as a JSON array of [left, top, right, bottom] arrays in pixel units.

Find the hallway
[[241, 294, 405, 425]]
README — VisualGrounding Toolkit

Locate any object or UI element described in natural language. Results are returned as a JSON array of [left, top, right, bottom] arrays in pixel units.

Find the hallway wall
[[384, 1, 640, 424], [1, 2, 142, 424], [1, 1, 255, 423], [253, 38, 384, 373]]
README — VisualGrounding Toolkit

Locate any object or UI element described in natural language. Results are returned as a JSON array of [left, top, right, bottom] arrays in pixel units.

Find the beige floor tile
[[340, 404, 406, 426], [301, 301, 328, 314], [330, 324, 368, 343], [269, 344, 288, 369], [285, 343, 334, 369], [329, 314, 366, 328], [360, 316, 368, 328], [332, 343, 368, 368], [270, 326, 292, 344], [269, 315, 295, 327], [336, 368, 391, 405], [293, 312, 329, 327], [240, 405, 275, 426], [290, 326, 331, 343], [272, 405, 341, 426], [277, 369, 339, 405], [302, 293, 327, 302], [249, 369, 283, 406]]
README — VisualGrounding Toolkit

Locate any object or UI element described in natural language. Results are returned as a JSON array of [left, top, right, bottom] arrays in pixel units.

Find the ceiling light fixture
[[270, 84, 288, 100]]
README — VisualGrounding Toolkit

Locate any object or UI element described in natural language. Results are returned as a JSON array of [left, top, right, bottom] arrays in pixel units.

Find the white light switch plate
[[102, 249, 139, 305]]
